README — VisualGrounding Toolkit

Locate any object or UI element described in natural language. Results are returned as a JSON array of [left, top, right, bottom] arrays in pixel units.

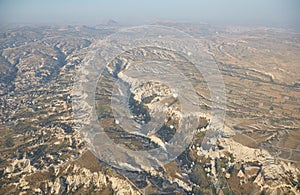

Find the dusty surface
[[0, 23, 299, 194]]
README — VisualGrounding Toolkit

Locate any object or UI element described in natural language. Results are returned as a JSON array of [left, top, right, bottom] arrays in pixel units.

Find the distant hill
[[106, 19, 118, 26]]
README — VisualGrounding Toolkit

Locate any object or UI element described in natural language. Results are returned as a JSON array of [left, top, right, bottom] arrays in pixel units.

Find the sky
[[0, 0, 299, 27]]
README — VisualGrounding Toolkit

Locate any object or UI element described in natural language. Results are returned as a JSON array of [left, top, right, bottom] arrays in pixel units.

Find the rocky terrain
[[0, 23, 299, 194]]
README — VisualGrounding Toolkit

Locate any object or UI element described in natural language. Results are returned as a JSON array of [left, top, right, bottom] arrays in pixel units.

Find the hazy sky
[[0, 0, 299, 27]]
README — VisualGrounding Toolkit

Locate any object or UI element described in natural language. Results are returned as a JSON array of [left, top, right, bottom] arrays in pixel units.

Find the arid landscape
[[0, 22, 299, 194]]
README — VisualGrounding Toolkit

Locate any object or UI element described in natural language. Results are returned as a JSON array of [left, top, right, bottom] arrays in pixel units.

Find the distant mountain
[[106, 19, 118, 26]]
